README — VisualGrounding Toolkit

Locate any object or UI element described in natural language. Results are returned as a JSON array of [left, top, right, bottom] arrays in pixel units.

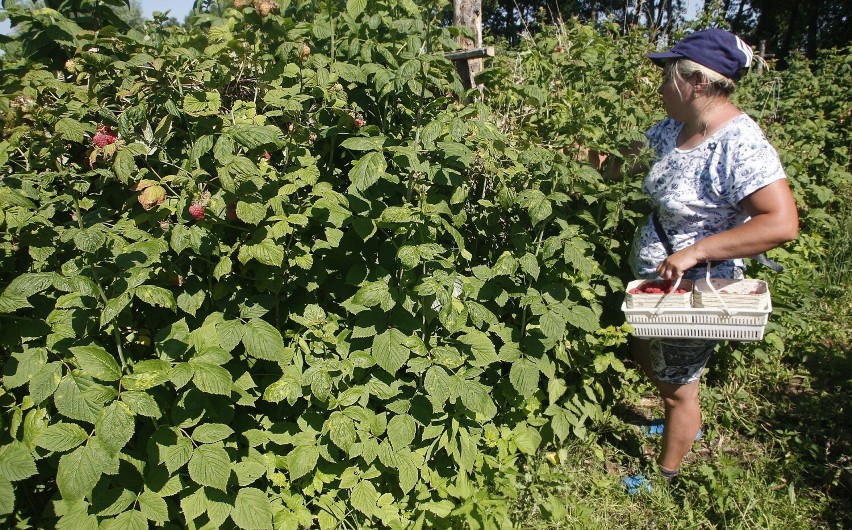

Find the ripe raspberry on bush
[[92, 126, 117, 148], [188, 202, 205, 221]]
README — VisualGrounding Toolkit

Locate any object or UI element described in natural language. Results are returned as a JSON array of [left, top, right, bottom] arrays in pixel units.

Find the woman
[[618, 29, 799, 490]]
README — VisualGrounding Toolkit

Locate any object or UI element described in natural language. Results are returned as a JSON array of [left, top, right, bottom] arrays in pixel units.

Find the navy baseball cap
[[647, 28, 754, 81]]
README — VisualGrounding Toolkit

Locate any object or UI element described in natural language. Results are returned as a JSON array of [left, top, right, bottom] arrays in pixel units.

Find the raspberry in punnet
[[188, 203, 205, 221]]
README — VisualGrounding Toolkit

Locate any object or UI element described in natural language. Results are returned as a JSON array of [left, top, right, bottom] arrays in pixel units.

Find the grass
[[512, 266, 852, 529]]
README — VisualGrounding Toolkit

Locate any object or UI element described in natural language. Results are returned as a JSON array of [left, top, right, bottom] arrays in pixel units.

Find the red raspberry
[[188, 203, 205, 221], [354, 118, 365, 128], [263, 151, 271, 160], [93, 131, 117, 147]]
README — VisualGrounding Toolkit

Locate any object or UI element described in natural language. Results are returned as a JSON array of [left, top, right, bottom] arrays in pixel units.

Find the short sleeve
[[644, 118, 678, 158], [721, 124, 787, 205]]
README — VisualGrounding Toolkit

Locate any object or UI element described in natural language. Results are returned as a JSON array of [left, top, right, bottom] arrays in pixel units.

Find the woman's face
[[658, 61, 696, 120]]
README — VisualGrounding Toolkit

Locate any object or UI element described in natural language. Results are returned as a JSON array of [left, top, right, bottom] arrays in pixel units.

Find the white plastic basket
[[621, 268, 772, 341]]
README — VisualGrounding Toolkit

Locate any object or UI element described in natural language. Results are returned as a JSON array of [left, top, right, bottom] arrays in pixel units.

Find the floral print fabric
[[629, 113, 787, 279]]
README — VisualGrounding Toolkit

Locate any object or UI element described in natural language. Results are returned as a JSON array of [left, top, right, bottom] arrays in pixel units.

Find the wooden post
[[453, 0, 485, 93], [758, 40, 766, 75]]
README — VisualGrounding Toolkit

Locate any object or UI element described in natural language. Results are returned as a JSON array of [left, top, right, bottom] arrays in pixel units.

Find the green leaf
[[509, 358, 539, 398], [0, 477, 13, 516], [137, 491, 169, 522], [135, 285, 176, 310], [387, 415, 416, 450], [286, 444, 318, 481], [238, 239, 283, 266], [101, 292, 132, 328], [458, 330, 498, 366], [57, 444, 103, 500], [352, 281, 393, 309], [231, 487, 273, 530], [229, 124, 284, 149], [513, 424, 542, 455], [340, 135, 384, 151], [188, 443, 231, 490], [54, 375, 102, 423], [326, 412, 356, 453], [564, 304, 599, 333], [120, 391, 162, 418], [350, 480, 378, 516], [0, 442, 37, 481], [55, 117, 87, 142], [192, 423, 234, 444], [346, 0, 367, 18], [235, 201, 269, 225], [74, 228, 106, 254], [242, 318, 287, 361], [191, 362, 232, 396], [71, 344, 122, 381], [35, 422, 88, 453], [183, 91, 221, 116], [424, 365, 451, 405], [371, 329, 409, 375], [349, 151, 387, 191], [460, 380, 497, 420], [100, 509, 147, 530], [29, 361, 62, 404], [96, 402, 135, 455], [159, 433, 193, 474]]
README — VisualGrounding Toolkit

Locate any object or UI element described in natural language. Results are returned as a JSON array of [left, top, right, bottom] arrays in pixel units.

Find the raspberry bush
[[1, 0, 848, 528]]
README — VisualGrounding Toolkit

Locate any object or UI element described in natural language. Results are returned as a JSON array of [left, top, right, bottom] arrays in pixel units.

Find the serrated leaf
[[183, 91, 221, 116], [0, 478, 12, 516], [29, 361, 62, 404], [564, 304, 599, 333], [101, 292, 132, 328], [352, 281, 393, 309], [509, 358, 539, 397], [57, 444, 103, 500], [231, 487, 273, 530], [350, 480, 378, 516], [0, 442, 37, 481], [349, 151, 386, 191], [326, 412, 356, 453], [135, 285, 176, 310], [513, 424, 542, 455], [346, 0, 367, 18], [74, 228, 106, 254], [96, 402, 135, 455], [120, 391, 161, 418], [54, 375, 101, 423], [242, 318, 286, 361], [192, 423, 234, 444], [340, 135, 384, 151], [55, 117, 87, 142], [371, 328, 409, 375], [396, 452, 418, 494], [71, 344, 122, 381], [191, 363, 232, 396], [100, 509, 147, 530], [137, 491, 169, 522], [188, 444, 231, 490], [238, 239, 283, 266], [35, 422, 88, 452], [160, 434, 193, 474], [457, 330, 498, 366], [235, 201, 268, 225], [387, 415, 415, 450], [137, 185, 166, 210], [424, 365, 450, 404], [460, 380, 497, 420], [286, 444, 318, 481], [230, 124, 283, 149]]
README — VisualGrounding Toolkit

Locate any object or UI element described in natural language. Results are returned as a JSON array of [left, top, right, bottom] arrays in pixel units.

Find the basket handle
[[650, 275, 685, 316], [700, 263, 735, 316]]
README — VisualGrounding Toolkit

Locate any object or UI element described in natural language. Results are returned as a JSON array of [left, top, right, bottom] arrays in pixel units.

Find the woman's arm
[[580, 140, 646, 181], [655, 179, 799, 279]]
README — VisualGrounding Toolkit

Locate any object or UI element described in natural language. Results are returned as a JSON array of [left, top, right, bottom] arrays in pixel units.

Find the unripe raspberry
[[300, 44, 311, 61], [188, 203, 205, 221]]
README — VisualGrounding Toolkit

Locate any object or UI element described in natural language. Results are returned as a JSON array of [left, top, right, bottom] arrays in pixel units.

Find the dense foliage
[[1, 0, 849, 528]]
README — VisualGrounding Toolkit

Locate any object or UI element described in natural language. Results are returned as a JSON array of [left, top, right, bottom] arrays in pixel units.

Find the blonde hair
[[666, 59, 737, 97]]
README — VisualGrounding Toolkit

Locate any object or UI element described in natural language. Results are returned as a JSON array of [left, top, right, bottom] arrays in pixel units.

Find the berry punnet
[[188, 203, 205, 221], [629, 280, 688, 295]]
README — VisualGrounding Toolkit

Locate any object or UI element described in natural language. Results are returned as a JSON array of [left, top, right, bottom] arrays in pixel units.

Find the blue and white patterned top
[[629, 114, 787, 279]]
